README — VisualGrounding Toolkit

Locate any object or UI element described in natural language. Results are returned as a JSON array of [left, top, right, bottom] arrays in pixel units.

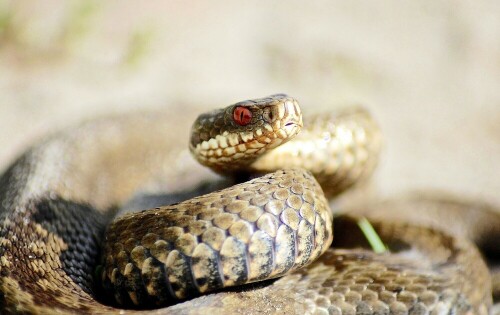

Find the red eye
[[233, 106, 252, 126]]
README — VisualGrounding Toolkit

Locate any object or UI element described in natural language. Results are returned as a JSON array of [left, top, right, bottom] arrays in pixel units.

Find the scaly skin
[[101, 169, 332, 306], [0, 95, 496, 314]]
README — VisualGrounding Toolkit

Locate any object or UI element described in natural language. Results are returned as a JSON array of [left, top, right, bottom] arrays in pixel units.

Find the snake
[[0, 94, 499, 314]]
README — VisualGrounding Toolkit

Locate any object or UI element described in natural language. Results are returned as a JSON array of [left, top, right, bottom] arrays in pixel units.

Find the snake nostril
[[285, 122, 295, 127]]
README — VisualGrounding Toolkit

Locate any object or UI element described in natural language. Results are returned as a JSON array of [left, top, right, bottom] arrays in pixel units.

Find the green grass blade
[[357, 217, 388, 253]]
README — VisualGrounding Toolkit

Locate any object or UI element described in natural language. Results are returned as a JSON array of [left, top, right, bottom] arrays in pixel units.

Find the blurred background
[[0, 1, 499, 205]]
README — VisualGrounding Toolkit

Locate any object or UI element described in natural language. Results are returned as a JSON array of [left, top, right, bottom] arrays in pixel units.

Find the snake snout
[[284, 99, 303, 127], [282, 101, 303, 137]]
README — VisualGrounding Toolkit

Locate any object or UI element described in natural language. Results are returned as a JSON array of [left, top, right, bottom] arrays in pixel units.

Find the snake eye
[[233, 106, 252, 126]]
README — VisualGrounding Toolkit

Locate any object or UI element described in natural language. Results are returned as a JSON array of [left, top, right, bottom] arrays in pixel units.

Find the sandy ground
[[0, 0, 500, 312], [1, 1, 499, 205]]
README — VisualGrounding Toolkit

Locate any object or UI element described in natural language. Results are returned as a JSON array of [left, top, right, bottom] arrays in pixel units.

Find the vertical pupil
[[234, 107, 251, 126]]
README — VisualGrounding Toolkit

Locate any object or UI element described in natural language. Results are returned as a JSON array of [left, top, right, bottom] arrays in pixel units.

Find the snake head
[[190, 94, 303, 172]]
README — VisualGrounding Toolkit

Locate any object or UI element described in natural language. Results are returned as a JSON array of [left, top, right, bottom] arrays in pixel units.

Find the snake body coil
[[102, 169, 332, 306], [0, 95, 498, 314]]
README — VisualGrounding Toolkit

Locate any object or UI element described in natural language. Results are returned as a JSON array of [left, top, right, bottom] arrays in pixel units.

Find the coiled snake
[[0, 95, 499, 314]]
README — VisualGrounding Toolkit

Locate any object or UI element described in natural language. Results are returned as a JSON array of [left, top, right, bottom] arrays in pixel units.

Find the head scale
[[190, 94, 303, 172]]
